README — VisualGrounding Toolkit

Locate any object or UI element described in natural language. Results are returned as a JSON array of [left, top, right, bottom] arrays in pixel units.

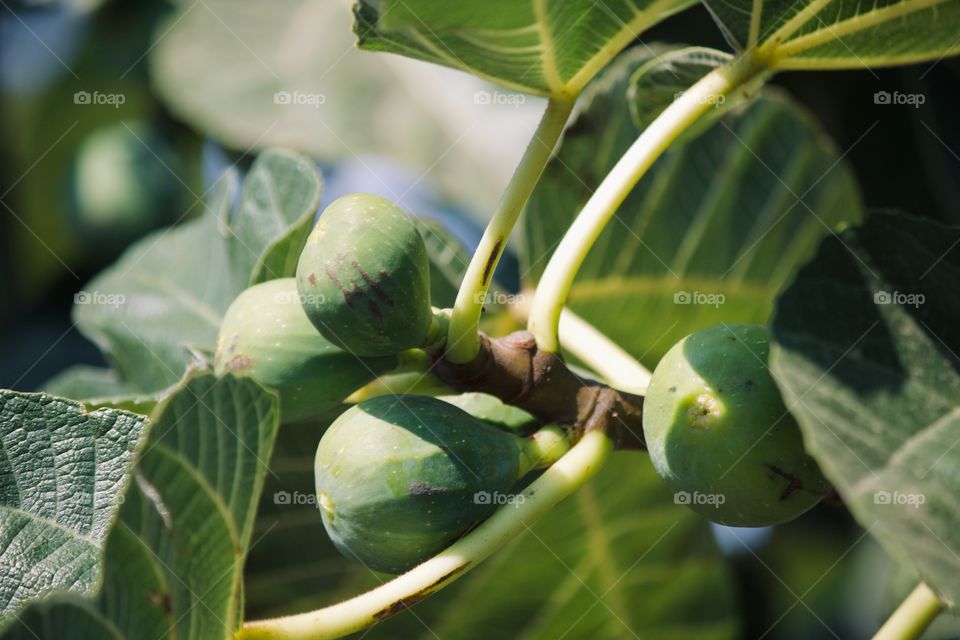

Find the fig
[[214, 278, 397, 423], [69, 120, 179, 241], [642, 324, 828, 526], [314, 395, 535, 573], [296, 193, 433, 357]]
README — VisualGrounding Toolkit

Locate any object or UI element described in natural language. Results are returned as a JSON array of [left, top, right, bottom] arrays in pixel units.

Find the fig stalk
[[528, 54, 768, 353], [872, 583, 943, 640], [446, 97, 574, 364]]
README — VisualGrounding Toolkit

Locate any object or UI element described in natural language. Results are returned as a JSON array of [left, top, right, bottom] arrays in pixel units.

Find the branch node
[[436, 331, 645, 449]]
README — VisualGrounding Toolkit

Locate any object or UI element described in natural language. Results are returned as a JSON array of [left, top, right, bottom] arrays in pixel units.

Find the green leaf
[[355, 0, 697, 97], [73, 149, 322, 395], [522, 47, 863, 368], [0, 391, 148, 629], [147, 0, 536, 214], [2, 374, 280, 639], [42, 366, 135, 401], [770, 212, 960, 606], [42, 367, 164, 416], [702, 0, 960, 70], [150, 0, 370, 158], [351, 456, 739, 639], [628, 46, 762, 137], [228, 150, 323, 286], [72, 176, 240, 393], [143, 374, 279, 546]]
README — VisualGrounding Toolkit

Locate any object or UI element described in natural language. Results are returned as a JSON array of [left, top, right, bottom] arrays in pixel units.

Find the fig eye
[[686, 393, 723, 430]]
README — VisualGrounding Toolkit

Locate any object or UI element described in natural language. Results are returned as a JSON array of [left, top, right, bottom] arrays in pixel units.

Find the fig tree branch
[[239, 314, 649, 640], [436, 330, 646, 449]]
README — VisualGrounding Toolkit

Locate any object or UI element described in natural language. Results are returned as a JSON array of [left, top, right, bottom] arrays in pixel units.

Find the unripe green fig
[[214, 278, 397, 423], [296, 193, 432, 357], [69, 120, 179, 241], [642, 324, 829, 527], [314, 395, 535, 573]]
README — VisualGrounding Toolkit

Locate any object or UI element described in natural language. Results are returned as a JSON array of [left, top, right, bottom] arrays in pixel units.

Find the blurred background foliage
[[1, 0, 959, 637]]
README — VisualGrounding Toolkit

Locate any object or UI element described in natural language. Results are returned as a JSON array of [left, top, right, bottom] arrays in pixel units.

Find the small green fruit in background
[[296, 193, 433, 357], [314, 395, 534, 574], [642, 324, 829, 527], [69, 120, 179, 240], [214, 278, 398, 423]]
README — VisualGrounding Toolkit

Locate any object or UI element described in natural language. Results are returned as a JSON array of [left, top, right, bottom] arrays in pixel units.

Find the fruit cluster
[[216, 194, 558, 572], [215, 193, 438, 422], [214, 193, 828, 574]]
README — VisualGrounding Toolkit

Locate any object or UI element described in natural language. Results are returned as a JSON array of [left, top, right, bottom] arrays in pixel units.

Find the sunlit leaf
[[0, 391, 147, 629], [355, 0, 697, 97], [2, 374, 280, 639], [229, 150, 323, 286], [703, 0, 960, 70]]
